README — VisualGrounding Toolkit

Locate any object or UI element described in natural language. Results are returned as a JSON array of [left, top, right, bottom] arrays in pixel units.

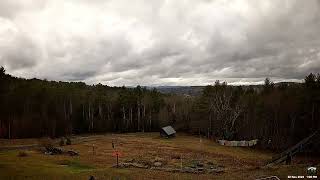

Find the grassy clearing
[[55, 159, 94, 173], [0, 133, 318, 180]]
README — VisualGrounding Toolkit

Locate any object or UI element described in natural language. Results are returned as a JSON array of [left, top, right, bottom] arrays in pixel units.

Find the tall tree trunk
[[122, 106, 126, 131], [149, 110, 152, 131], [172, 103, 176, 124], [143, 104, 146, 132], [137, 103, 140, 131], [143, 105, 146, 117], [69, 99, 73, 135], [52, 119, 56, 137], [70, 99, 73, 115], [311, 103, 315, 130], [64, 99, 67, 134], [107, 104, 111, 128], [8, 119, 11, 139], [88, 104, 90, 131], [209, 109, 212, 136], [98, 103, 102, 130], [99, 104, 102, 118], [89, 103, 93, 132], [130, 107, 133, 129], [82, 104, 85, 122], [88, 103, 90, 131], [64, 99, 66, 122]]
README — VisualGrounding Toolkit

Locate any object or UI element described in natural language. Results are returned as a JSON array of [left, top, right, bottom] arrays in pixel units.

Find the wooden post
[[117, 154, 119, 168], [180, 154, 183, 171], [92, 144, 95, 155]]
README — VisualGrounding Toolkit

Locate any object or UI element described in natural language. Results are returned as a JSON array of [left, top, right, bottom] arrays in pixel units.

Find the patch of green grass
[[0, 150, 74, 178], [0, 150, 132, 180], [56, 160, 94, 173]]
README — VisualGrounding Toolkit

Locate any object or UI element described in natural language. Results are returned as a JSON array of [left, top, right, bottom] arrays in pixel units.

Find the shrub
[[17, 151, 28, 157], [66, 137, 72, 145]]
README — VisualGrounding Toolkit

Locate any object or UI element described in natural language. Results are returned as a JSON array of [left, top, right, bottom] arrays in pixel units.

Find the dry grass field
[[0, 133, 318, 180]]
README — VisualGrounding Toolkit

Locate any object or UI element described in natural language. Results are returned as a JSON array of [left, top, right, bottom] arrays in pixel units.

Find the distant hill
[[152, 86, 205, 96], [152, 82, 301, 96]]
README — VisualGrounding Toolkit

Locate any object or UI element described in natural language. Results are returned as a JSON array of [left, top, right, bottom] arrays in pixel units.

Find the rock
[[45, 151, 53, 155], [208, 168, 224, 174], [136, 159, 150, 166], [182, 167, 197, 173], [151, 167, 181, 173], [197, 167, 204, 172], [153, 162, 162, 167], [45, 147, 63, 155], [154, 157, 164, 162], [67, 150, 79, 156], [125, 158, 134, 163], [196, 162, 204, 167], [132, 163, 148, 169], [114, 162, 148, 169]]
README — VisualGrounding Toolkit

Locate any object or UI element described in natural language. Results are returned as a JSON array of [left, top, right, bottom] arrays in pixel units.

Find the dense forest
[[0, 66, 319, 150]]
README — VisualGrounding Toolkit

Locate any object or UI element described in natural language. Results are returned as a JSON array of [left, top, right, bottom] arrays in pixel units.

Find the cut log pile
[[44, 147, 79, 156]]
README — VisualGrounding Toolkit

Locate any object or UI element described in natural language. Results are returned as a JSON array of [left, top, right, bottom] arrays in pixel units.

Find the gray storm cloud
[[0, 0, 320, 86]]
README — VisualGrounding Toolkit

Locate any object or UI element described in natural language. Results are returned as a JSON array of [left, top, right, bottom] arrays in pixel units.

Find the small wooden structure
[[160, 126, 176, 138]]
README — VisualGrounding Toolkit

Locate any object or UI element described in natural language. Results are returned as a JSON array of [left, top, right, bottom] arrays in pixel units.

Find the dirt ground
[[0, 133, 318, 180]]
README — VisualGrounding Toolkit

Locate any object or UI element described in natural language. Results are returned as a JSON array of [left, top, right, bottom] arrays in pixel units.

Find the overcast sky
[[0, 0, 320, 86]]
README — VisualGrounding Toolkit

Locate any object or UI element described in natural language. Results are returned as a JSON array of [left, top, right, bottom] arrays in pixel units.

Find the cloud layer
[[0, 0, 320, 86]]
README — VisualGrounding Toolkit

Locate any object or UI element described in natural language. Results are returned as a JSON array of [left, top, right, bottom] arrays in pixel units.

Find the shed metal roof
[[161, 126, 176, 135]]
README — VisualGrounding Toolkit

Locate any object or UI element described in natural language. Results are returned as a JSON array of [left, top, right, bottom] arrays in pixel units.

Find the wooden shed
[[160, 126, 176, 138]]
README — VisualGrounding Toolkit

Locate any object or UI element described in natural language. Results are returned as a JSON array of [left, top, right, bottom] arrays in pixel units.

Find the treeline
[[0, 67, 167, 138], [0, 66, 320, 150], [194, 76, 320, 149]]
